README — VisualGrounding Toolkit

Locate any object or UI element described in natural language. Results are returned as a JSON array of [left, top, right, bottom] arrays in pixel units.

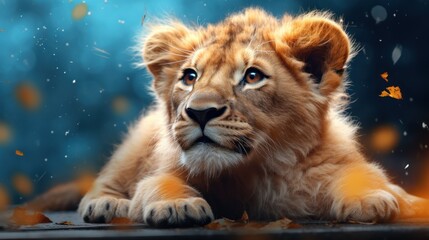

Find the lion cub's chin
[[180, 143, 244, 177]]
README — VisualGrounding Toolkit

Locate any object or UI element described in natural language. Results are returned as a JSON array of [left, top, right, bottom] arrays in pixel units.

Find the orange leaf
[[12, 174, 33, 195], [379, 86, 402, 100], [15, 150, 24, 156], [0, 185, 10, 211], [72, 3, 88, 20], [10, 207, 52, 225], [56, 221, 74, 225], [110, 217, 133, 224], [15, 83, 41, 110], [380, 72, 389, 82], [0, 122, 12, 145]]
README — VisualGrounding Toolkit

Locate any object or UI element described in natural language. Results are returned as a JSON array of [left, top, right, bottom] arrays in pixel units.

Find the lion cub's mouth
[[192, 135, 251, 155], [195, 135, 215, 144]]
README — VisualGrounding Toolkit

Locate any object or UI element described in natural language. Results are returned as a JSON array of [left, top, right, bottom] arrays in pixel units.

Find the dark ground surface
[[2, 212, 429, 240]]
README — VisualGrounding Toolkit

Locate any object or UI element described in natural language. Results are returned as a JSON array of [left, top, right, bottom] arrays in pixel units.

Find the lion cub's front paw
[[79, 197, 130, 223], [335, 190, 399, 223], [130, 197, 214, 227]]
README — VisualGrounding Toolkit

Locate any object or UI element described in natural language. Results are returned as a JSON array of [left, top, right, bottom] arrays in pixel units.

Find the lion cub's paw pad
[[81, 197, 130, 223], [142, 197, 214, 227]]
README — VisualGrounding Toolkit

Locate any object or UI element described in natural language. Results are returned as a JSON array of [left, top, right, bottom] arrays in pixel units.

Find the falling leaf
[[380, 72, 389, 82], [110, 217, 133, 224], [15, 150, 24, 156], [0, 122, 12, 145], [379, 86, 403, 100], [72, 3, 88, 20], [112, 96, 130, 114], [10, 207, 52, 226], [56, 221, 74, 225], [15, 83, 41, 110], [370, 125, 399, 152], [392, 45, 402, 65], [12, 174, 33, 196], [76, 173, 95, 195], [0, 185, 10, 211]]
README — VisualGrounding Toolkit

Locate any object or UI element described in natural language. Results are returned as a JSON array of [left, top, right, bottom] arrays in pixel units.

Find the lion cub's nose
[[185, 107, 227, 131]]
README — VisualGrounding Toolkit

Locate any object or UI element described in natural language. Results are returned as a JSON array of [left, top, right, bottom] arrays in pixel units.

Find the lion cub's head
[[140, 8, 352, 176]]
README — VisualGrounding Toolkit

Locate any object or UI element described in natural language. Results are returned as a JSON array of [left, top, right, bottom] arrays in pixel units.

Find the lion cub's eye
[[243, 67, 267, 84], [180, 69, 198, 86]]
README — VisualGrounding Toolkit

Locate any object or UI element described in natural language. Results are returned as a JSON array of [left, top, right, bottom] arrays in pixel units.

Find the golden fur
[[77, 8, 429, 226]]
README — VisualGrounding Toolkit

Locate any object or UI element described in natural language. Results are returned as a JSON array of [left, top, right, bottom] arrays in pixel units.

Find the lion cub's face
[[141, 9, 351, 176]]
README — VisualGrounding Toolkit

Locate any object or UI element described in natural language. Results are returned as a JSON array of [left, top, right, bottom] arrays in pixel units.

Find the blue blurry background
[[0, 0, 428, 205]]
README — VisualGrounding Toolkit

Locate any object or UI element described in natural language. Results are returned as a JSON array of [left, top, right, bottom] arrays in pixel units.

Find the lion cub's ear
[[280, 12, 352, 96], [141, 22, 198, 96]]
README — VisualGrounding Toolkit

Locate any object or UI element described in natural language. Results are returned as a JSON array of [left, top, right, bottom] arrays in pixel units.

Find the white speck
[[88, 11, 92, 16], [65, 42, 69, 46], [44, 158, 48, 162], [392, 44, 402, 65], [42, 26, 47, 30], [118, 19, 125, 24], [409, 97, 414, 102], [113, 123, 117, 127], [203, 3, 207, 6], [379, 39, 383, 42], [70, 60, 74, 64], [126, 76, 130, 81], [46, 78, 51, 82], [99, 89, 105, 93], [72, 79, 76, 84], [50, 130, 54, 134], [50, 176, 53, 179], [65, 155, 68, 158], [403, 131, 407, 136], [118, 63, 122, 68], [425, 145, 428, 149], [405, 171, 409, 176], [371, 5, 387, 24], [405, 164, 409, 169], [423, 122, 428, 130], [393, 13, 396, 17], [65, 130, 70, 136]]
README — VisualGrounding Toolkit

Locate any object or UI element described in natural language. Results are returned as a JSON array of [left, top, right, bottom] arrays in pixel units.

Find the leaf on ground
[[110, 217, 133, 224], [10, 207, 52, 225], [205, 211, 297, 230], [380, 72, 389, 82], [56, 221, 73, 225], [260, 218, 294, 229], [379, 86, 403, 100]]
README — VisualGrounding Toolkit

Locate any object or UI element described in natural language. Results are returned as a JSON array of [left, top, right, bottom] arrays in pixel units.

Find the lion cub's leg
[[129, 174, 214, 227], [328, 163, 400, 222], [78, 181, 130, 223]]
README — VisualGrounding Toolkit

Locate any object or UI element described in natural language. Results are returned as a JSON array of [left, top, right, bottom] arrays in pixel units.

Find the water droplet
[[392, 45, 402, 65], [371, 5, 387, 24]]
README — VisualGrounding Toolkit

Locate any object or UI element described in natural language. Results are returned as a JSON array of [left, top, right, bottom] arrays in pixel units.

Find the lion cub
[[78, 8, 429, 226]]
